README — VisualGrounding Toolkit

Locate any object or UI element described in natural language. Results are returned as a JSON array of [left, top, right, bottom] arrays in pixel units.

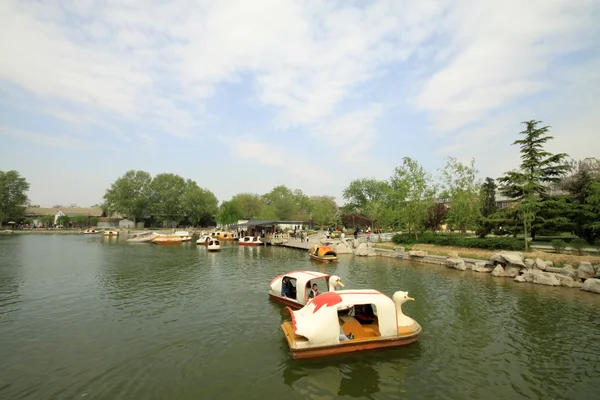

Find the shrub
[[551, 239, 567, 254], [570, 239, 588, 255], [391, 233, 525, 251]]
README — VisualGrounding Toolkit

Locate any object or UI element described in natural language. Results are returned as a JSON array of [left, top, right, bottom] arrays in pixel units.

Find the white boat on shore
[[174, 230, 193, 242], [127, 231, 161, 243]]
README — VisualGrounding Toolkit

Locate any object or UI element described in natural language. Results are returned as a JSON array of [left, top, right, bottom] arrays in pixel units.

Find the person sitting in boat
[[354, 304, 375, 325], [281, 277, 296, 299], [308, 283, 319, 299]]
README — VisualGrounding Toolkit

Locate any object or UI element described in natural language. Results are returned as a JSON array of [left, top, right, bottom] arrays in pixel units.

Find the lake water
[[1, 234, 599, 399]]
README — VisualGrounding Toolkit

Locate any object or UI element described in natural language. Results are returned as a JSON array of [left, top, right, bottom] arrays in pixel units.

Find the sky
[[1, 0, 599, 208]]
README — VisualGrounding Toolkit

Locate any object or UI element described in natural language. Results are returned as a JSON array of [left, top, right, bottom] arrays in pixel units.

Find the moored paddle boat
[[152, 235, 183, 245], [309, 245, 338, 262], [281, 290, 421, 359], [174, 230, 193, 242], [83, 228, 99, 234], [218, 232, 238, 241], [238, 236, 262, 246], [207, 239, 221, 251], [103, 230, 119, 237], [127, 231, 160, 242], [269, 271, 345, 309], [196, 235, 212, 245]]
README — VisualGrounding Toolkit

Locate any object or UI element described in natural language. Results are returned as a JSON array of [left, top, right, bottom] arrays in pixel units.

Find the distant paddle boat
[[269, 271, 345, 309], [238, 236, 262, 246], [83, 228, 99, 234], [196, 235, 212, 245], [103, 230, 119, 237], [174, 230, 193, 242], [218, 232, 238, 241], [152, 235, 182, 245], [207, 239, 221, 251], [127, 231, 160, 242], [281, 290, 421, 359], [309, 245, 338, 262]]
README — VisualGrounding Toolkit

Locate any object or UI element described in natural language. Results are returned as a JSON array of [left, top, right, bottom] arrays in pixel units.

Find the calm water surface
[[1, 234, 599, 399]]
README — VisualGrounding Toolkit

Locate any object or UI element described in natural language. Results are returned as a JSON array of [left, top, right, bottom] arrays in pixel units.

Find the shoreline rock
[[372, 247, 600, 295]]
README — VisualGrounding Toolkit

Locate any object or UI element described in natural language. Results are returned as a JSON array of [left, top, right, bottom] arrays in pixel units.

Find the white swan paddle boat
[[269, 271, 345, 309], [238, 236, 263, 246], [103, 230, 119, 237], [83, 228, 100, 234], [281, 290, 421, 359], [196, 235, 212, 245], [207, 239, 221, 251]]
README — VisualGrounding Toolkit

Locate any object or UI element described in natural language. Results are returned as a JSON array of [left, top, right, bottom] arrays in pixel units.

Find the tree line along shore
[[2, 119, 599, 256]]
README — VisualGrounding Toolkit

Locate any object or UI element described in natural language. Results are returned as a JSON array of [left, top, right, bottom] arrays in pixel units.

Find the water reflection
[[2, 235, 600, 400], [282, 344, 422, 399]]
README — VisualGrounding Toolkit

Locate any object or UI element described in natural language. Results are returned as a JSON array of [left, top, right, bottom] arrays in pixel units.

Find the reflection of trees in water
[[97, 244, 203, 317], [0, 237, 25, 321], [282, 345, 421, 398]]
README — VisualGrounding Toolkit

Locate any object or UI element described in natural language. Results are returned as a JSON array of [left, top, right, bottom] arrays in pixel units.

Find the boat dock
[[278, 237, 313, 251]]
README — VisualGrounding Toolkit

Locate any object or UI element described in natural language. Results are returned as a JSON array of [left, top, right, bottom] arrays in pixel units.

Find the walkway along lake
[[1, 234, 599, 399]]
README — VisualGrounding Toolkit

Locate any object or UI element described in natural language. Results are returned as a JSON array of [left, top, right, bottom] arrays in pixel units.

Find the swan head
[[392, 291, 415, 307], [328, 275, 345, 291]]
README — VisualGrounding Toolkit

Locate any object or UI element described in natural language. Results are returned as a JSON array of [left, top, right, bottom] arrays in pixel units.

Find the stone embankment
[[372, 246, 600, 295]]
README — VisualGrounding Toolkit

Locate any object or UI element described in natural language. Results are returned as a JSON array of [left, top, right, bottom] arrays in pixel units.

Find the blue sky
[[1, 0, 599, 207]]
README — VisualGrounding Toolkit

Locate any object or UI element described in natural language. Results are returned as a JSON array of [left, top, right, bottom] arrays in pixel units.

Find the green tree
[[0, 170, 30, 222], [40, 215, 54, 226], [182, 180, 218, 226], [441, 157, 481, 233], [73, 215, 89, 227], [258, 204, 278, 220], [515, 186, 541, 251], [293, 189, 312, 216], [311, 196, 338, 227], [390, 157, 436, 240], [90, 217, 99, 226], [103, 170, 152, 224], [149, 173, 187, 226], [478, 177, 498, 237], [216, 200, 243, 226], [558, 159, 600, 243], [231, 193, 265, 219], [56, 215, 70, 227], [583, 181, 600, 241], [342, 178, 390, 214], [262, 185, 297, 220], [497, 120, 569, 243]]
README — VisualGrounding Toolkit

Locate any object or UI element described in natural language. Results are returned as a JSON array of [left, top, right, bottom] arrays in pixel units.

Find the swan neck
[[396, 303, 405, 321]]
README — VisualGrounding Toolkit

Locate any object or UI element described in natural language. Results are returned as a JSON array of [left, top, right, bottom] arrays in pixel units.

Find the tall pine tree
[[497, 120, 569, 249]]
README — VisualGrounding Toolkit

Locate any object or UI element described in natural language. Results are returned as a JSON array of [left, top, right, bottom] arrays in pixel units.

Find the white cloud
[[417, 0, 598, 134], [221, 134, 333, 183], [0, 126, 116, 151], [0, 0, 446, 148], [310, 105, 383, 162], [0, 0, 599, 207]]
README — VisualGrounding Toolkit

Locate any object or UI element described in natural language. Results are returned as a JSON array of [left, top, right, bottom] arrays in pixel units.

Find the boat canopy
[[286, 290, 398, 347], [311, 245, 337, 257], [271, 271, 331, 302]]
